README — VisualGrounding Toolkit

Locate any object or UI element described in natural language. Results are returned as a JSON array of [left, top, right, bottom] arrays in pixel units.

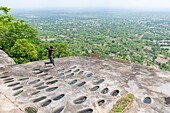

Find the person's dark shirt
[[48, 48, 53, 58]]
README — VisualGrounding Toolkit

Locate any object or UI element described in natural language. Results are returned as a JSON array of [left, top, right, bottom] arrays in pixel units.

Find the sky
[[0, 0, 170, 10]]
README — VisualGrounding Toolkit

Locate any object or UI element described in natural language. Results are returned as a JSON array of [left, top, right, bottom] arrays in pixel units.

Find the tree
[[0, 6, 40, 55], [53, 43, 72, 58], [10, 39, 38, 64]]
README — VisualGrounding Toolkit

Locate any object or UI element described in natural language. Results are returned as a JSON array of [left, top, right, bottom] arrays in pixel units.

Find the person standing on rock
[[45, 46, 56, 66]]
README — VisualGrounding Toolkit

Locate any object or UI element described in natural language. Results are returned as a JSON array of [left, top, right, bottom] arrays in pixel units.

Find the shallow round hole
[[33, 96, 47, 103], [98, 100, 105, 106], [12, 86, 23, 90], [86, 73, 93, 77], [18, 78, 29, 81], [41, 99, 52, 107], [101, 88, 109, 94], [31, 91, 40, 95], [78, 71, 84, 75], [46, 86, 58, 92], [4, 80, 14, 84], [94, 79, 104, 85], [143, 97, 152, 104], [90, 86, 99, 91], [77, 108, 93, 113], [29, 79, 40, 85], [65, 70, 72, 73], [74, 96, 87, 104], [25, 107, 38, 113], [33, 82, 44, 87], [44, 77, 53, 81], [53, 106, 65, 113], [74, 69, 80, 73], [111, 90, 119, 96], [46, 80, 58, 85], [77, 82, 86, 87], [57, 68, 65, 72], [0, 76, 10, 79], [8, 82, 20, 87], [36, 86, 48, 90], [53, 94, 65, 101], [13, 90, 23, 96], [69, 79, 77, 85]]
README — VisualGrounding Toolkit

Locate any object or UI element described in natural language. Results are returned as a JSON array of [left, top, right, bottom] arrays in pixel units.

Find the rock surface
[[0, 49, 15, 69], [0, 56, 170, 113]]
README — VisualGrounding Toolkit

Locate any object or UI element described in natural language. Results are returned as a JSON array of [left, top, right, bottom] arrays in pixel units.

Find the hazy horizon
[[1, 0, 170, 11]]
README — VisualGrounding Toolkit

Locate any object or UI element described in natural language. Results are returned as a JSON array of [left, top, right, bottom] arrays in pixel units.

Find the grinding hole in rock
[[70, 66, 77, 69], [65, 70, 72, 73], [90, 86, 99, 91], [13, 90, 23, 96], [36, 86, 48, 90], [67, 73, 74, 77], [53, 106, 64, 113], [46, 86, 58, 92], [29, 79, 40, 85], [74, 96, 87, 104], [98, 99, 105, 106], [44, 77, 53, 81], [33, 82, 44, 87], [4, 80, 14, 84], [164, 97, 170, 105], [31, 91, 40, 95], [46, 80, 58, 84], [18, 78, 29, 81], [143, 97, 152, 104], [77, 108, 93, 113], [41, 99, 52, 107], [8, 82, 20, 87], [53, 94, 65, 101], [3, 78, 14, 81], [12, 86, 23, 90], [86, 73, 93, 77], [77, 82, 86, 87], [94, 79, 104, 85], [74, 69, 80, 73], [78, 71, 84, 75], [111, 90, 119, 96], [101, 88, 109, 94], [0, 76, 10, 79], [33, 96, 47, 103], [69, 79, 77, 85]]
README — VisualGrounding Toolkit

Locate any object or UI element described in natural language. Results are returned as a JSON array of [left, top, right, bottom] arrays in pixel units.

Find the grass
[[25, 107, 37, 113], [109, 94, 134, 113]]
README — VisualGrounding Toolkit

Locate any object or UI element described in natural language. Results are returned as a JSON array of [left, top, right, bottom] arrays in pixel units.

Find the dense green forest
[[0, 7, 170, 71]]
